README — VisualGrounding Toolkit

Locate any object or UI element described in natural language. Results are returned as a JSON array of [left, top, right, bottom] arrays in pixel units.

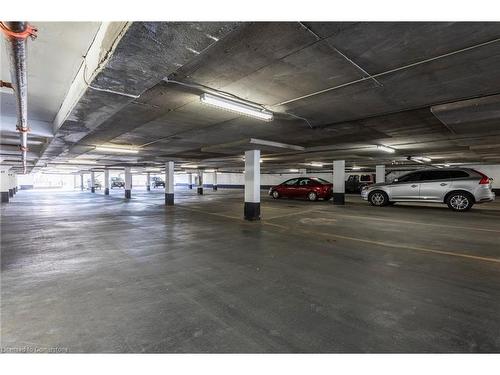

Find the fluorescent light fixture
[[289, 169, 299, 172], [310, 162, 323, 167], [68, 160, 97, 165], [351, 166, 361, 170], [409, 156, 432, 163], [419, 157, 432, 162], [95, 146, 139, 154], [181, 164, 199, 169], [200, 93, 273, 121], [377, 145, 396, 153], [444, 164, 450, 167]]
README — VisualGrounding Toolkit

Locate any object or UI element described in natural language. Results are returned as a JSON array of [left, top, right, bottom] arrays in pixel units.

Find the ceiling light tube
[[68, 160, 97, 164], [377, 145, 396, 153], [95, 146, 139, 154], [310, 162, 323, 167], [200, 93, 273, 121]]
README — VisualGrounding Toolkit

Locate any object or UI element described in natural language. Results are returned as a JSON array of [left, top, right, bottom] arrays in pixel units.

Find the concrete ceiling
[[2, 22, 500, 173]]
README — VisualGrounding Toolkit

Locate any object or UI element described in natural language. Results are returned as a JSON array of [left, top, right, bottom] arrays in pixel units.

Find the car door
[[389, 172, 422, 200], [296, 178, 313, 198], [280, 178, 300, 197], [418, 170, 451, 201]]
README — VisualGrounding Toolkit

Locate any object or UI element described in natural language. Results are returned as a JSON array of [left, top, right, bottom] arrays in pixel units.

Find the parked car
[[361, 168, 495, 211], [269, 177, 333, 201], [110, 177, 125, 189], [86, 179, 102, 190], [150, 176, 165, 188], [345, 173, 376, 193]]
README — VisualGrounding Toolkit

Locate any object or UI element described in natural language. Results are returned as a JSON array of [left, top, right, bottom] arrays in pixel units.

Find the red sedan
[[269, 177, 333, 201]]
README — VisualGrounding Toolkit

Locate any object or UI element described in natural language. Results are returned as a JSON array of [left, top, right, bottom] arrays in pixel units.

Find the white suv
[[361, 168, 495, 211]]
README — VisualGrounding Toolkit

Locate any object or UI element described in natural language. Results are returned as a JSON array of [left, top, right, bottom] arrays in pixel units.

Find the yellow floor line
[[300, 211, 500, 234], [176, 205, 500, 264], [266, 224, 500, 264]]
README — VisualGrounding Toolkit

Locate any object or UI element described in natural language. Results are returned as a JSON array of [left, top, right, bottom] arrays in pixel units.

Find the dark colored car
[[269, 177, 333, 201], [345, 173, 376, 193], [151, 176, 165, 188], [110, 177, 125, 189]]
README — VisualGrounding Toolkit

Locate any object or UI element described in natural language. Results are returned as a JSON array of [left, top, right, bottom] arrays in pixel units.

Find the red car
[[269, 177, 333, 201]]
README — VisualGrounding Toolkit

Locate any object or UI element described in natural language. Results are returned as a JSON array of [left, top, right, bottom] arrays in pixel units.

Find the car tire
[[272, 190, 280, 199], [307, 191, 318, 201], [368, 191, 389, 207], [446, 192, 474, 212]]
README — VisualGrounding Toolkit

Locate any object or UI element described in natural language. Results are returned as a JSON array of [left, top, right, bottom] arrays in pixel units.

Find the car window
[[283, 178, 299, 186], [396, 172, 422, 183], [298, 178, 311, 186], [347, 175, 355, 182], [449, 170, 469, 179], [420, 170, 451, 181], [310, 177, 331, 184], [360, 175, 371, 182]]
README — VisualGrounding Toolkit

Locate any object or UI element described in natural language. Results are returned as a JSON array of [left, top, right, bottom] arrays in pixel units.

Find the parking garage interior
[[2, 18, 500, 359]]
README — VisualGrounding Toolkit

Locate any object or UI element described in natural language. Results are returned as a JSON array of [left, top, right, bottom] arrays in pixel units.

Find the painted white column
[[197, 170, 203, 195], [14, 174, 18, 193], [104, 169, 110, 195], [244, 150, 261, 220], [73, 175, 77, 190], [90, 171, 96, 193], [213, 170, 218, 191], [80, 173, 84, 191], [164, 161, 174, 205], [188, 172, 193, 189], [376, 165, 386, 184], [124, 167, 132, 199], [333, 160, 345, 205], [0, 170, 10, 203], [146, 172, 151, 191], [8, 172, 14, 197]]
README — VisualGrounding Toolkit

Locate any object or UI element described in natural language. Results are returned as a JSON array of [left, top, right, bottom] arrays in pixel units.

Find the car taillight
[[472, 169, 490, 184], [479, 176, 490, 185]]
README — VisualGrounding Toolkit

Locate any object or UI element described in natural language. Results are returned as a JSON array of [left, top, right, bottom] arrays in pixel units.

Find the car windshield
[[310, 177, 330, 184]]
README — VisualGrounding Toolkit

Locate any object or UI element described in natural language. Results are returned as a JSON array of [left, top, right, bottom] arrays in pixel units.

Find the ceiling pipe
[[1, 21, 37, 174]]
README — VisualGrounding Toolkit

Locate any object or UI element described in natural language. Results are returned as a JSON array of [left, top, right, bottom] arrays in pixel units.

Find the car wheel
[[368, 191, 389, 207], [307, 191, 318, 201], [447, 192, 474, 211], [271, 190, 280, 199]]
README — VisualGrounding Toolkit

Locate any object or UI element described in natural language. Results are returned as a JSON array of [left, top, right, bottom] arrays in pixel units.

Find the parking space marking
[[263, 208, 319, 220], [172, 203, 500, 265], [263, 223, 500, 264], [297, 211, 500, 234]]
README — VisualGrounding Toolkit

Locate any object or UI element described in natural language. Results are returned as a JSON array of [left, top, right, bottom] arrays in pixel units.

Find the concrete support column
[[104, 169, 110, 195], [332, 160, 345, 205], [376, 165, 386, 184], [1, 170, 10, 203], [14, 174, 18, 193], [73, 175, 77, 190], [90, 171, 96, 193], [146, 172, 151, 191], [197, 170, 203, 195], [244, 150, 261, 221], [80, 173, 84, 191], [165, 161, 174, 205], [188, 173, 193, 189], [124, 167, 132, 199], [8, 173, 14, 197], [213, 170, 218, 191]]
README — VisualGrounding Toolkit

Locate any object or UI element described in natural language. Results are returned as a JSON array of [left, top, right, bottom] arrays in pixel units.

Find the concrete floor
[[1, 188, 500, 353]]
